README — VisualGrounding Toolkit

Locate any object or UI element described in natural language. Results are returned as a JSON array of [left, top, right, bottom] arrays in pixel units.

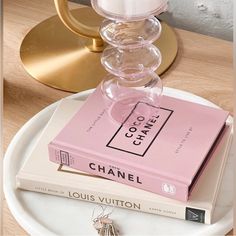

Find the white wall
[[160, 0, 233, 41], [71, 0, 233, 41]]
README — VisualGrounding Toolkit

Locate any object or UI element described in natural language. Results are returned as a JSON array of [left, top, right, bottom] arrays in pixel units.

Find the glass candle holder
[[91, 0, 168, 123]]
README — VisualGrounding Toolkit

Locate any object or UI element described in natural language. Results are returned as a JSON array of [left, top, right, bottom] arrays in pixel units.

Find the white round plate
[[4, 87, 234, 236]]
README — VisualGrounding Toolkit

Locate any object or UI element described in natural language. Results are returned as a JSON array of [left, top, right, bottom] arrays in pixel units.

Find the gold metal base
[[20, 7, 178, 93]]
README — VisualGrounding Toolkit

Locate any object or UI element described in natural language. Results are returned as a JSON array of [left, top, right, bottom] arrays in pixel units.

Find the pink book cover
[[48, 87, 229, 201]]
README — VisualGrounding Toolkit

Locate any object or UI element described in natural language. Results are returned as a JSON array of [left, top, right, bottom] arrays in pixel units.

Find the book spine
[[16, 176, 211, 224], [48, 144, 189, 202]]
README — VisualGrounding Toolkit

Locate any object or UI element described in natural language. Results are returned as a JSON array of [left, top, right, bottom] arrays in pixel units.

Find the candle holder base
[[100, 73, 162, 123], [20, 7, 178, 93]]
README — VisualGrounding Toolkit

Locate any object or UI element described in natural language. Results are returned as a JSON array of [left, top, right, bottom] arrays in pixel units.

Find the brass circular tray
[[20, 7, 178, 93]]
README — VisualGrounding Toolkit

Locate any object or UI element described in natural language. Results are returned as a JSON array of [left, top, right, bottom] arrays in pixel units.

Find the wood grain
[[3, 0, 233, 235]]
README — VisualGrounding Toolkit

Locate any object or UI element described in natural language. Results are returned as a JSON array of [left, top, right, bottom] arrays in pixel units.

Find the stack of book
[[16, 87, 232, 224]]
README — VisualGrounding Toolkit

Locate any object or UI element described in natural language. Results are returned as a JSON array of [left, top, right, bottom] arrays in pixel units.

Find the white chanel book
[[16, 99, 233, 224]]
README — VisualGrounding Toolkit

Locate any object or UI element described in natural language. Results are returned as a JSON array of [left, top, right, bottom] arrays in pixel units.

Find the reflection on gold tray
[[20, 7, 178, 93]]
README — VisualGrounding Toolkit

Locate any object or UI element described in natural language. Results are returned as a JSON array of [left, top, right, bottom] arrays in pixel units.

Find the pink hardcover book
[[48, 87, 229, 201]]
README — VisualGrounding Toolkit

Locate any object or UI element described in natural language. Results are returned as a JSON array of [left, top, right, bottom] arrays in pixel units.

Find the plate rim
[[3, 87, 233, 236]]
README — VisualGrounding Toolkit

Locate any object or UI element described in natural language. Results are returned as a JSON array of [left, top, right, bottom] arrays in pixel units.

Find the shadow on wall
[[159, 0, 233, 41], [70, 0, 233, 41]]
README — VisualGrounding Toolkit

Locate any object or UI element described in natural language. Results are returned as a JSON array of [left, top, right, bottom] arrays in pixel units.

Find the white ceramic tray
[[4, 87, 234, 236]]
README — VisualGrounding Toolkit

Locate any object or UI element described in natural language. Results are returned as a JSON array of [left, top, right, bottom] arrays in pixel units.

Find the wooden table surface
[[3, 0, 234, 235]]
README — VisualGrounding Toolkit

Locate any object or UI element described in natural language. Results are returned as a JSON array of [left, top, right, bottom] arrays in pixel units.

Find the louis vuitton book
[[17, 99, 233, 224], [48, 87, 229, 201]]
